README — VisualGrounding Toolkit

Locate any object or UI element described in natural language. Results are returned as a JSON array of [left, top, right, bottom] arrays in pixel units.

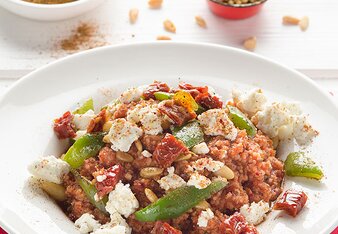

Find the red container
[[207, 0, 267, 20]]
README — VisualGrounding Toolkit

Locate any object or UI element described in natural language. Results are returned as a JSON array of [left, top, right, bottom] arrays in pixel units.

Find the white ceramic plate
[[0, 42, 337, 234], [0, 0, 105, 21]]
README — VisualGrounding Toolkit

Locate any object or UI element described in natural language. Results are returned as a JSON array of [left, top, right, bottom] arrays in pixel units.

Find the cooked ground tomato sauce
[[40, 81, 319, 234]]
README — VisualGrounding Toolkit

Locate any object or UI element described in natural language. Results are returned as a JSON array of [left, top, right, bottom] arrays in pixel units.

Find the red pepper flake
[[143, 81, 170, 100], [53, 111, 76, 139], [273, 189, 308, 217], [94, 164, 124, 198], [151, 221, 182, 234], [195, 92, 223, 109], [220, 212, 258, 234], [87, 109, 107, 133], [153, 134, 188, 168]]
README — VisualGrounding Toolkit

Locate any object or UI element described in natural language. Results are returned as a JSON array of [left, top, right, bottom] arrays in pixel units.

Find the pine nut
[[140, 167, 164, 178], [157, 35, 172, 41], [124, 173, 133, 180], [103, 134, 110, 143], [282, 16, 300, 25], [163, 19, 176, 33], [145, 188, 158, 203], [129, 8, 139, 24], [299, 16, 309, 31], [135, 140, 143, 153], [102, 121, 113, 132], [243, 36, 256, 51], [174, 153, 192, 162], [195, 16, 207, 28], [195, 200, 210, 209], [116, 151, 134, 162], [148, 0, 163, 8], [39, 180, 66, 202], [214, 165, 235, 180]]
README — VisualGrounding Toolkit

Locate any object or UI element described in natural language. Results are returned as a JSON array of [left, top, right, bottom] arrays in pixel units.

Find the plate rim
[[0, 41, 337, 233]]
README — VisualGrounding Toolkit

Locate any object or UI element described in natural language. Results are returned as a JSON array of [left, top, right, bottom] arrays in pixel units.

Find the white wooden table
[[0, 0, 337, 104]]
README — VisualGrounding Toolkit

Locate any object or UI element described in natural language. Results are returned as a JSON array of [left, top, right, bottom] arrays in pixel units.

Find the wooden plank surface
[[0, 0, 338, 77]]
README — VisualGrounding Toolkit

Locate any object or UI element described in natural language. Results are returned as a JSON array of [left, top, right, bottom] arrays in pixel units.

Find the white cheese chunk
[[157, 167, 186, 191], [191, 142, 210, 155], [187, 172, 211, 189], [74, 130, 87, 140], [191, 158, 224, 172], [127, 103, 163, 135], [75, 213, 101, 234], [73, 110, 96, 131], [198, 109, 238, 141], [232, 89, 267, 117], [119, 87, 144, 104], [106, 181, 139, 218], [107, 118, 143, 152], [92, 225, 127, 234], [28, 155, 70, 184], [141, 150, 152, 158], [197, 208, 214, 227], [254, 102, 318, 145], [240, 201, 270, 225]]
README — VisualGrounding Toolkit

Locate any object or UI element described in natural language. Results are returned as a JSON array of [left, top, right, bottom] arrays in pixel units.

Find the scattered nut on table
[[129, 8, 139, 24], [195, 16, 207, 28], [157, 35, 172, 40], [243, 36, 257, 51], [163, 19, 176, 33], [299, 16, 309, 31], [148, 0, 163, 8], [282, 16, 300, 25]]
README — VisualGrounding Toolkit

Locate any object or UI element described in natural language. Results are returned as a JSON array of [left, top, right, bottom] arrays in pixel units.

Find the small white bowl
[[0, 0, 106, 21]]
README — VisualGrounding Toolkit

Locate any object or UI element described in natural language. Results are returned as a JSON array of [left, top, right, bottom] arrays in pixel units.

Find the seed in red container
[[273, 189, 308, 217]]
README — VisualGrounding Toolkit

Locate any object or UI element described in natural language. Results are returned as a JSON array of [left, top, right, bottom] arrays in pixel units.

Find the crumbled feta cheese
[[92, 225, 127, 234], [119, 87, 144, 104], [127, 104, 163, 135], [232, 89, 267, 117], [141, 150, 152, 158], [106, 181, 139, 218], [107, 119, 143, 152], [96, 175, 107, 182], [254, 102, 318, 145], [157, 167, 186, 191], [187, 172, 211, 189], [28, 155, 70, 184], [109, 211, 132, 234], [73, 110, 96, 130], [191, 142, 210, 155], [191, 158, 224, 172], [197, 208, 214, 227], [198, 109, 238, 141], [74, 130, 87, 140], [240, 201, 270, 225], [75, 213, 101, 234]]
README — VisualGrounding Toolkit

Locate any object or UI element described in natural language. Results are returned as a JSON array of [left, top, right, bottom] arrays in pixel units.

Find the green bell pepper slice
[[73, 98, 94, 115], [154, 92, 174, 101], [284, 152, 324, 180], [73, 170, 108, 213], [172, 121, 204, 149], [227, 105, 257, 137], [135, 180, 227, 222], [63, 133, 105, 169]]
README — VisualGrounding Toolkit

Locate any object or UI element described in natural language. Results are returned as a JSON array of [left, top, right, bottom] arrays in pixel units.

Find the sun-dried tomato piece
[[220, 213, 258, 234], [151, 221, 182, 234], [178, 82, 208, 98], [53, 111, 76, 139], [87, 109, 107, 133], [273, 189, 308, 217], [143, 81, 170, 100], [94, 164, 124, 198], [153, 134, 188, 168], [195, 92, 223, 109], [158, 100, 196, 126]]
